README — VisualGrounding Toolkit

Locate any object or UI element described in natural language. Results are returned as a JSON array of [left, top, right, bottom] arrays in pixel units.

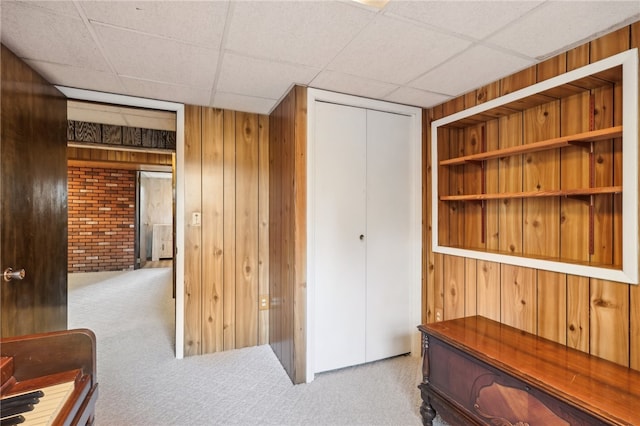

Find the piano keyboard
[[1, 381, 74, 426]]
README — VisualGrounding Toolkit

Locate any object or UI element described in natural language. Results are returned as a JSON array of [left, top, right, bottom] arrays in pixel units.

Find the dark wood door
[[1, 44, 68, 338]]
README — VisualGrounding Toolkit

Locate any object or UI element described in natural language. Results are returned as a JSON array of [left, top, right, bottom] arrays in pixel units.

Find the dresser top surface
[[419, 316, 640, 424]]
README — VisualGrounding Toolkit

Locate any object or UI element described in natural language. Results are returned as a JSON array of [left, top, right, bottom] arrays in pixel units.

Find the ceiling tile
[[310, 70, 398, 100], [80, 1, 228, 48], [328, 15, 472, 85], [383, 86, 451, 109], [225, 1, 375, 68], [217, 53, 319, 100], [93, 23, 218, 89], [410, 45, 535, 97], [24, 59, 124, 95], [488, 1, 640, 59], [385, 1, 543, 40], [213, 92, 277, 115], [120, 77, 212, 107], [1, 1, 110, 71], [13, 1, 80, 18]]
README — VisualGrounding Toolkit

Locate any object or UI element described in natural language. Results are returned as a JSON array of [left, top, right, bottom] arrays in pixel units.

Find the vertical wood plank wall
[[183, 106, 269, 356], [424, 22, 640, 370], [268, 86, 307, 384]]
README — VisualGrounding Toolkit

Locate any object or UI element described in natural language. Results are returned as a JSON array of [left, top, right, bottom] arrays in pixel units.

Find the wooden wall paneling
[[591, 85, 615, 266], [632, 284, 640, 370], [74, 121, 101, 143], [590, 279, 629, 366], [102, 124, 122, 145], [183, 105, 203, 356], [443, 255, 465, 320], [566, 275, 590, 352], [201, 107, 225, 353], [498, 113, 523, 254], [449, 129, 464, 246], [484, 119, 499, 251], [437, 127, 451, 246], [537, 270, 567, 344], [235, 112, 259, 349], [223, 110, 237, 350], [463, 124, 484, 249], [258, 115, 270, 346], [122, 127, 142, 147], [433, 254, 444, 322], [292, 85, 307, 383], [537, 53, 567, 82], [522, 101, 560, 258], [268, 104, 281, 363], [500, 66, 536, 96], [567, 44, 590, 72], [500, 264, 537, 333], [559, 91, 590, 262], [464, 259, 477, 316], [476, 261, 500, 321]]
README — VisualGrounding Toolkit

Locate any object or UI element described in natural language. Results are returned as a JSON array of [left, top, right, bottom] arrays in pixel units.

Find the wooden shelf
[[440, 186, 622, 201], [439, 126, 622, 166]]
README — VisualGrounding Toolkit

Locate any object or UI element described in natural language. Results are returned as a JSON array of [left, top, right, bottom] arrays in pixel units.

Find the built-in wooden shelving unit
[[430, 48, 638, 284]]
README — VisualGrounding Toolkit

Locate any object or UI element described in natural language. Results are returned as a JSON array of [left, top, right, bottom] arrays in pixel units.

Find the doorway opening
[[59, 87, 185, 358]]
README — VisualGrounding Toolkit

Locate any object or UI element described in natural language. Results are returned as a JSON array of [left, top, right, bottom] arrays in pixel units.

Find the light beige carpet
[[68, 268, 446, 425]]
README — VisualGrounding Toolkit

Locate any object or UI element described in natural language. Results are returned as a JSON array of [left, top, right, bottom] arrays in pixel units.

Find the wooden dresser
[[418, 316, 640, 426]]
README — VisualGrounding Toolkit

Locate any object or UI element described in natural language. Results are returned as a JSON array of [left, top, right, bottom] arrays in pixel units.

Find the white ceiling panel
[[79, 1, 229, 48], [93, 23, 218, 89], [310, 70, 398, 100], [225, 1, 376, 68], [383, 86, 451, 109], [410, 45, 535, 97], [328, 15, 472, 85], [213, 92, 277, 115], [1, 1, 110, 71], [1, 1, 638, 115], [24, 59, 125, 95], [120, 77, 212, 107], [488, 1, 640, 59], [385, 1, 544, 40], [217, 53, 319, 99]]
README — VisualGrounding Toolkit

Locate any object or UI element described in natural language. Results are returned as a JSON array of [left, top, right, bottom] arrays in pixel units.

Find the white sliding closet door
[[365, 109, 413, 361], [314, 102, 367, 373]]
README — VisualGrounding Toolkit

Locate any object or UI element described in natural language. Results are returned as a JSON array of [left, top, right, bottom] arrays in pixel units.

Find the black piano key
[[0, 390, 44, 405], [0, 404, 34, 419], [0, 415, 25, 426], [0, 398, 40, 410]]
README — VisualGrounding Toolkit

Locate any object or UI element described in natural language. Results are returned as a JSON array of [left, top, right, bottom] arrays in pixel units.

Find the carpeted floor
[[68, 268, 446, 426]]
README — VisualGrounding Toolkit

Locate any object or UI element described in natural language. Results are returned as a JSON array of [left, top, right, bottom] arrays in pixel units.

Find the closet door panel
[[314, 102, 367, 372], [365, 110, 414, 361]]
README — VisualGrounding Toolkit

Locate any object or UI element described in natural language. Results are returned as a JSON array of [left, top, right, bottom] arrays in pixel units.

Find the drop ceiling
[[2, 1, 638, 115]]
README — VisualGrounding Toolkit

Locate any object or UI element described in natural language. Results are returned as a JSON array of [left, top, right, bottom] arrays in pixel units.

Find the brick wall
[[68, 166, 136, 272]]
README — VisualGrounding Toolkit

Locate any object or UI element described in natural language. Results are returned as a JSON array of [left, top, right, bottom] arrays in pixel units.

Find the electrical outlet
[[259, 295, 269, 311]]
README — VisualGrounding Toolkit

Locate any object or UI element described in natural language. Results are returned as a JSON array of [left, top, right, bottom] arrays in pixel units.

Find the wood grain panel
[[537, 270, 566, 344], [522, 101, 560, 258], [201, 107, 224, 353], [223, 110, 237, 350], [258, 115, 270, 346], [567, 275, 590, 352], [183, 105, 202, 356], [498, 113, 523, 254], [74, 121, 101, 143], [443, 255, 465, 320], [500, 264, 536, 334], [464, 259, 477, 316], [631, 20, 640, 372], [559, 92, 590, 262], [590, 279, 629, 366], [292, 85, 307, 383], [484, 119, 499, 251], [476, 261, 500, 321], [463, 125, 483, 249], [235, 112, 259, 348], [424, 109, 435, 324], [591, 85, 615, 266]]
